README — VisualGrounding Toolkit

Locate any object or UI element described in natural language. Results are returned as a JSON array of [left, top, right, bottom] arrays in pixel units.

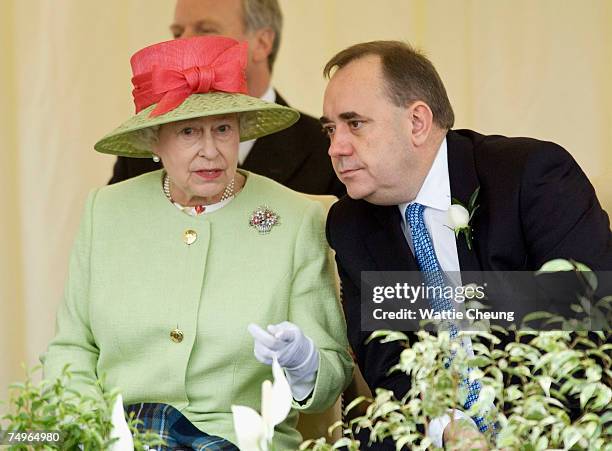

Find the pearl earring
[[152, 155, 160, 163]]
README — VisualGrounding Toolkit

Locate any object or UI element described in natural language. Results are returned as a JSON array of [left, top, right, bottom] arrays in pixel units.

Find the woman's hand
[[248, 322, 316, 370], [248, 322, 320, 401]]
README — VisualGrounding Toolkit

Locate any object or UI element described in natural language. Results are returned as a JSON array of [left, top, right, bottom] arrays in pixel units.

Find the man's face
[[171, 0, 247, 40], [322, 55, 419, 205]]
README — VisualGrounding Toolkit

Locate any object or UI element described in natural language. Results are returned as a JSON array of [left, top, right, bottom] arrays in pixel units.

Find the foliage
[[301, 330, 611, 450], [1, 366, 164, 450], [530, 259, 612, 331], [301, 261, 612, 450]]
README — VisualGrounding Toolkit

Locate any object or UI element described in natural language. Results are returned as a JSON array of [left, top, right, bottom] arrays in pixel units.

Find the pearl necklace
[[163, 172, 235, 214]]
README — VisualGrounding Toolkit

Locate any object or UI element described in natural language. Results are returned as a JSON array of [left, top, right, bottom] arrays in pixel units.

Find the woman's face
[[153, 114, 240, 206]]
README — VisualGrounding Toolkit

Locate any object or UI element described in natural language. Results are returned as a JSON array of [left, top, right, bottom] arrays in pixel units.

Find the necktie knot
[[406, 202, 426, 230]]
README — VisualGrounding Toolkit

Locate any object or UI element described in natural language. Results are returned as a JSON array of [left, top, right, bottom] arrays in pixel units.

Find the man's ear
[[408, 101, 434, 147], [249, 27, 275, 65]]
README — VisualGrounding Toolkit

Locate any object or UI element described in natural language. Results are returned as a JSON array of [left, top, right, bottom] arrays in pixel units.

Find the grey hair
[[242, 0, 283, 71], [133, 125, 161, 152], [324, 41, 455, 130]]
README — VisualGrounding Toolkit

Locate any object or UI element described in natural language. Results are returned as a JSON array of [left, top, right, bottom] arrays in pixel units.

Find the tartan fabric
[[126, 403, 239, 451], [406, 203, 489, 433]]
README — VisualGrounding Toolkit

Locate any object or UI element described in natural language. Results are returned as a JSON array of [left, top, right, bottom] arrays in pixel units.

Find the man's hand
[[443, 419, 489, 450]]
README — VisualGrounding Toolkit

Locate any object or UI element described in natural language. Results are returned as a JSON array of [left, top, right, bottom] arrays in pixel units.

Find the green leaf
[[471, 343, 491, 357], [570, 303, 584, 313], [586, 349, 611, 367], [574, 337, 597, 349], [536, 258, 575, 273], [366, 330, 408, 344], [505, 385, 523, 401], [380, 332, 411, 344], [521, 311, 556, 325], [468, 186, 480, 210], [470, 330, 501, 344], [580, 383, 598, 409], [394, 434, 419, 450], [562, 426, 582, 449], [451, 197, 464, 206], [467, 356, 490, 368], [508, 365, 531, 378], [591, 385, 611, 410], [468, 204, 479, 220], [332, 437, 353, 449], [344, 396, 367, 416], [582, 421, 598, 439], [577, 268, 598, 292], [543, 396, 566, 409], [538, 376, 553, 397], [535, 435, 549, 450], [327, 420, 343, 436], [463, 300, 487, 310]]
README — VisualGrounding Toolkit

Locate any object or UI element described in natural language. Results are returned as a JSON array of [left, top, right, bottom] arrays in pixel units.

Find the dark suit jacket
[[108, 93, 345, 197], [327, 129, 612, 401]]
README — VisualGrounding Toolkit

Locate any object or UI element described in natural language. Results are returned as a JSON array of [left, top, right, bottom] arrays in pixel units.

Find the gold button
[[183, 229, 197, 245], [170, 328, 184, 343]]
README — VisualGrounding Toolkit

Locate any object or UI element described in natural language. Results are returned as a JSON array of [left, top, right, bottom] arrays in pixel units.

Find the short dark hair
[[323, 40, 454, 129], [242, 0, 282, 71]]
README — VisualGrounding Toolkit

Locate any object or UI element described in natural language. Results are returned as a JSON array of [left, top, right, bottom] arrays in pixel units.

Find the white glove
[[248, 321, 319, 400]]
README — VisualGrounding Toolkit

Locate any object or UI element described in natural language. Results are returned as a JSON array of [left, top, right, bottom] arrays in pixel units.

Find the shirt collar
[[398, 138, 451, 219], [260, 85, 276, 103]]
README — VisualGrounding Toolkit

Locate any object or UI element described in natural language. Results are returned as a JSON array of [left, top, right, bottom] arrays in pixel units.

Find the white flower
[[110, 394, 134, 451], [447, 204, 470, 230], [232, 358, 292, 451], [449, 187, 480, 251]]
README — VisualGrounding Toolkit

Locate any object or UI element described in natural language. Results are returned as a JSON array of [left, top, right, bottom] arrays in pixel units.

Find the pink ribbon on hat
[[131, 39, 248, 117]]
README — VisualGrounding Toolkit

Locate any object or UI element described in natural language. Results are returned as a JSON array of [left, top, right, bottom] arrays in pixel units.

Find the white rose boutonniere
[[448, 186, 480, 251]]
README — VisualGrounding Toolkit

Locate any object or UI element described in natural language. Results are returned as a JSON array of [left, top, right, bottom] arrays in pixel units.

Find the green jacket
[[42, 170, 352, 450]]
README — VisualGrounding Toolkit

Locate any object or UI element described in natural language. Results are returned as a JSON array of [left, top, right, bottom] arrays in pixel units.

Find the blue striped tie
[[406, 202, 489, 432]]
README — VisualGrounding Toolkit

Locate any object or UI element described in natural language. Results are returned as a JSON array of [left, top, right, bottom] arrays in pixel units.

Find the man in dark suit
[[110, 0, 344, 197], [321, 41, 612, 449]]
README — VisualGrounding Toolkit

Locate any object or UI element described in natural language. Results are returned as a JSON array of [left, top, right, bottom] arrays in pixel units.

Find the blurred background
[[1, 0, 611, 406]]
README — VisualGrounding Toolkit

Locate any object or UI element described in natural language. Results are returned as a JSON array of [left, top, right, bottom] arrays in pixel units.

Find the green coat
[[42, 170, 353, 450]]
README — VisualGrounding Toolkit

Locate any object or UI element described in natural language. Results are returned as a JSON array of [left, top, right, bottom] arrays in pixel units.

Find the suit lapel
[[447, 131, 483, 274], [365, 205, 419, 271]]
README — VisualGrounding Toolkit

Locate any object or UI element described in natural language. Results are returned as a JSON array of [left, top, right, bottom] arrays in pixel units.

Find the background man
[[322, 40, 612, 448], [110, 0, 344, 197]]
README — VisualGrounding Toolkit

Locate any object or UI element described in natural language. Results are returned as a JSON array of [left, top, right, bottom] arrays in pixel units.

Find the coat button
[[183, 229, 197, 245], [170, 328, 184, 343]]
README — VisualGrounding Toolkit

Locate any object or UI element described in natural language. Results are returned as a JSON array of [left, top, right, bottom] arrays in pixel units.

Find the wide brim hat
[[94, 36, 299, 158]]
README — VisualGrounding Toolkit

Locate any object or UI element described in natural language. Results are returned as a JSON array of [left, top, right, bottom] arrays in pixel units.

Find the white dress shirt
[[398, 138, 460, 277], [397, 138, 477, 447], [238, 86, 276, 165]]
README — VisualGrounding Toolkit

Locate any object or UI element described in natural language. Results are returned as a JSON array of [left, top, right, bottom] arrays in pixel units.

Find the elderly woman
[[42, 36, 352, 450]]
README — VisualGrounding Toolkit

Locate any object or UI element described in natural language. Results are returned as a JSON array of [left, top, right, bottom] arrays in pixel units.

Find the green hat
[[94, 36, 299, 158]]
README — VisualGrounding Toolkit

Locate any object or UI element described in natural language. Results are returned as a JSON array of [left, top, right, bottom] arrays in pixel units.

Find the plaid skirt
[[126, 403, 239, 451]]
